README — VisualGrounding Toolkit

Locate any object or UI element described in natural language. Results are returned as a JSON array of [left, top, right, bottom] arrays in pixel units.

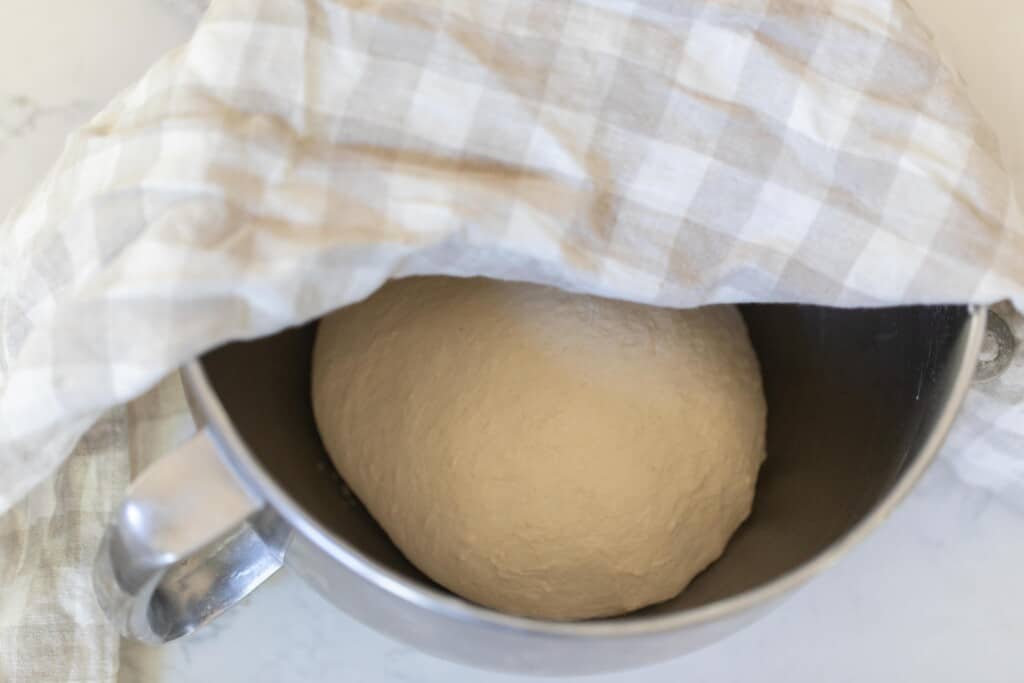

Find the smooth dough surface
[[312, 276, 766, 620]]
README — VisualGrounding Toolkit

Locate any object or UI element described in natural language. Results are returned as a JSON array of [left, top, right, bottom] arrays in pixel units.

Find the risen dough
[[312, 276, 766, 620]]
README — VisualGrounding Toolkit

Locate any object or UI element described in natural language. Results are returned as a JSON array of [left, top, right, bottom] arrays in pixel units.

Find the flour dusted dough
[[312, 277, 766, 620]]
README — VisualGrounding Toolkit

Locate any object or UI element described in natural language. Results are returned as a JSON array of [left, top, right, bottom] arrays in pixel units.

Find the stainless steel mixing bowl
[[95, 304, 987, 675]]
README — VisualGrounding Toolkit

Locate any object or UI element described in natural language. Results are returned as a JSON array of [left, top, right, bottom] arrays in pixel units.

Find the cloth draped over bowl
[[1, 1, 1022, 681]]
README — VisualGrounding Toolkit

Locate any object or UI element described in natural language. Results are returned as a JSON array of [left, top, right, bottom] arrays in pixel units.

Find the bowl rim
[[181, 304, 987, 638]]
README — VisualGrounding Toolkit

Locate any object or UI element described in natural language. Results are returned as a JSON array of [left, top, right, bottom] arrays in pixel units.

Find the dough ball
[[312, 277, 766, 620]]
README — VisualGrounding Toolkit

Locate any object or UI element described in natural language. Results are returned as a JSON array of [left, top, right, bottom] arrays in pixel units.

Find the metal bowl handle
[[92, 429, 286, 643], [975, 308, 1017, 383]]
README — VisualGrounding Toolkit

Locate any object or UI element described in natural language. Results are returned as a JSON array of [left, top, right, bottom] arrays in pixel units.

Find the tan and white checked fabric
[[0, 411, 126, 682], [0, 374, 192, 682], [947, 301, 1024, 508], [1, 0, 1023, 680]]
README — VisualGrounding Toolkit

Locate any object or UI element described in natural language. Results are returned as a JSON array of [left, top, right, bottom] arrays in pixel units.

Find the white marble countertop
[[2, 2, 1022, 682]]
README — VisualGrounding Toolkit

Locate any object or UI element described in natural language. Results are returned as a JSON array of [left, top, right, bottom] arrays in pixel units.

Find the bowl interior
[[199, 303, 975, 617]]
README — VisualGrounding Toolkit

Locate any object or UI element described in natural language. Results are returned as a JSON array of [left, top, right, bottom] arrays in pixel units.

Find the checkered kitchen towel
[[1, 0, 1023, 680], [0, 374, 193, 682]]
